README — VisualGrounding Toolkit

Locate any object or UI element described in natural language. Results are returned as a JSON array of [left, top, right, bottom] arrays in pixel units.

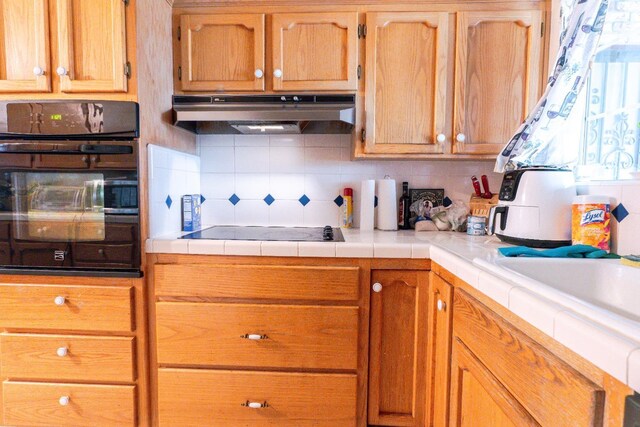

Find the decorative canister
[[572, 195, 611, 251], [467, 215, 487, 236]]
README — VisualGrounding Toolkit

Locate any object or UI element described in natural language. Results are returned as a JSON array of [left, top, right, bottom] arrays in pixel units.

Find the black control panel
[[498, 170, 525, 201]]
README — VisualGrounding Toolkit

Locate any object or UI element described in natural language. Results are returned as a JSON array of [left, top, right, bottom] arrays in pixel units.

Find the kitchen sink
[[492, 257, 640, 327]]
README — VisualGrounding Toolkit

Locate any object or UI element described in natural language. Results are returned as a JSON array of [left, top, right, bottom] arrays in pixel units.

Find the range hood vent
[[172, 94, 356, 135]]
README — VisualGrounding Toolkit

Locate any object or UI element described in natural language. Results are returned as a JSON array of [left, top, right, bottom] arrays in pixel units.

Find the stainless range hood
[[172, 94, 355, 135]]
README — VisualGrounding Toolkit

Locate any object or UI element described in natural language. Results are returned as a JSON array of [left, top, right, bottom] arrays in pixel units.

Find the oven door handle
[[79, 144, 133, 154], [0, 143, 132, 155], [0, 142, 58, 153]]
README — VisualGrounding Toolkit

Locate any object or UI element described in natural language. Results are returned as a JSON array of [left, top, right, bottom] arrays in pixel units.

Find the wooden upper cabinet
[[56, 0, 128, 93], [0, 0, 51, 93], [180, 14, 265, 92], [364, 12, 449, 155], [271, 12, 358, 91], [368, 270, 429, 426], [453, 11, 542, 155]]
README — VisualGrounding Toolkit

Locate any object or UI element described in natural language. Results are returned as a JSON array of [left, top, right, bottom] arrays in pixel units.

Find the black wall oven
[[0, 101, 141, 277]]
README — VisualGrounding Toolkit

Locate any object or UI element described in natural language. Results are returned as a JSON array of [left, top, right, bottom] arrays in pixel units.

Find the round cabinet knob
[[59, 396, 70, 406], [254, 69, 264, 79], [456, 133, 466, 143], [436, 133, 446, 143], [372, 282, 383, 293], [33, 66, 45, 76], [56, 347, 68, 357], [56, 66, 67, 76], [437, 299, 446, 312], [273, 68, 283, 78], [54, 296, 66, 306], [98, 248, 105, 255]]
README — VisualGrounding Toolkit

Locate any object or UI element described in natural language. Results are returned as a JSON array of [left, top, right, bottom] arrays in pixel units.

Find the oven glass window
[[1, 172, 106, 242]]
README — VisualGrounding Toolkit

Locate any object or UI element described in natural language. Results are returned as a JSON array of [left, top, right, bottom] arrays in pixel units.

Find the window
[[565, 0, 640, 180]]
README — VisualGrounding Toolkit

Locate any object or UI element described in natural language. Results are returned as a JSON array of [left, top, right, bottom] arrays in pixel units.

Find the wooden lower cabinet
[[2, 381, 136, 427], [450, 288, 606, 427], [368, 269, 429, 426], [157, 369, 357, 426]]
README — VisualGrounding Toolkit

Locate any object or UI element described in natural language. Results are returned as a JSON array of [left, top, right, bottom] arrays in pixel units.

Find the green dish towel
[[498, 244, 620, 259]]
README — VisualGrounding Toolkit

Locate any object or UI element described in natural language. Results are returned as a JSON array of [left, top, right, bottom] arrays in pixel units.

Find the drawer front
[[156, 302, 358, 370], [0, 334, 135, 382], [74, 243, 134, 263], [154, 263, 360, 301], [0, 284, 133, 332], [2, 381, 136, 427], [158, 368, 357, 426]]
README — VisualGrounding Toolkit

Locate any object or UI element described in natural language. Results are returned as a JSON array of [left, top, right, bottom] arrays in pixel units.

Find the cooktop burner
[[181, 226, 344, 242]]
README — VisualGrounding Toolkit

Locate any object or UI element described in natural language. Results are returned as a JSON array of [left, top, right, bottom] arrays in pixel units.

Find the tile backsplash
[[148, 144, 201, 237], [197, 134, 502, 228]]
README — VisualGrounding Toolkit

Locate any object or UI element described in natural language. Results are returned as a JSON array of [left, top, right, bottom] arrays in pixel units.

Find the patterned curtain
[[494, 0, 610, 173]]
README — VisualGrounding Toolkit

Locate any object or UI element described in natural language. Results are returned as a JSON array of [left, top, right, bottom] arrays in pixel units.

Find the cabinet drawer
[[158, 368, 356, 426], [2, 381, 136, 426], [74, 243, 134, 263], [0, 284, 133, 332], [0, 334, 135, 382], [154, 263, 360, 301], [156, 302, 358, 370]]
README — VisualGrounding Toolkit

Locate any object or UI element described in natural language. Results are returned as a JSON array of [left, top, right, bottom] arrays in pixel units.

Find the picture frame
[[409, 188, 445, 208]]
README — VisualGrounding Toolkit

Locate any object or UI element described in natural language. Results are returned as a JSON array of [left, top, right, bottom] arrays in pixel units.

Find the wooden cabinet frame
[[271, 12, 358, 91], [0, 0, 51, 93], [179, 13, 265, 92], [56, 0, 128, 93], [453, 11, 542, 154], [363, 12, 449, 155]]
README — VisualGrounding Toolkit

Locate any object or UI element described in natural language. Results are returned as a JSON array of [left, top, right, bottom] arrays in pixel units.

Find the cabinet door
[[179, 14, 265, 92], [56, 0, 128, 93], [364, 12, 449, 155], [0, 0, 51, 93], [449, 338, 539, 427], [453, 11, 542, 155], [272, 12, 358, 91], [368, 270, 429, 426], [426, 273, 453, 427]]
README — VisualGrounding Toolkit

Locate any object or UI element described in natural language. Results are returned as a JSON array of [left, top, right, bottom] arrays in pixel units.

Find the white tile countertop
[[146, 227, 640, 392]]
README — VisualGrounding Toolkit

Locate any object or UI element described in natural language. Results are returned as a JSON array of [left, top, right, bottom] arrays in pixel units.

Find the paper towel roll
[[376, 178, 398, 231], [360, 180, 375, 231]]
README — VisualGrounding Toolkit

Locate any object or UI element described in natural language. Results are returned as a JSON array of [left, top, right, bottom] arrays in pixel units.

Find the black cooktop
[[181, 226, 344, 242]]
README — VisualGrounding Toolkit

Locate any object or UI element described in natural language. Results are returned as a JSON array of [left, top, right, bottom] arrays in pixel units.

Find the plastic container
[[571, 195, 611, 251], [341, 187, 353, 228], [467, 215, 487, 236]]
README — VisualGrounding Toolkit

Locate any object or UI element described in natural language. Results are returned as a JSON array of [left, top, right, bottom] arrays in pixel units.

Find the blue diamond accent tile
[[165, 195, 172, 209], [612, 203, 629, 223], [264, 194, 275, 206], [229, 194, 241, 206], [200, 195, 206, 204], [334, 195, 344, 207], [299, 195, 310, 206], [443, 196, 453, 207], [374, 196, 378, 208]]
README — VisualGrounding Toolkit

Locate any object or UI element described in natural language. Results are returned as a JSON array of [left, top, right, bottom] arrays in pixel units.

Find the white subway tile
[[616, 213, 640, 255], [299, 242, 336, 257], [270, 147, 306, 173], [234, 200, 269, 226], [508, 288, 562, 336], [477, 272, 514, 308], [270, 135, 305, 147], [188, 239, 225, 255], [201, 199, 235, 226], [336, 243, 374, 258], [200, 146, 235, 173], [305, 147, 341, 174], [374, 243, 412, 258], [235, 174, 270, 199], [269, 174, 305, 200], [200, 173, 234, 199], [261, 241, 299, 257], [269, 200, 304, 226], [199, 134, 234, 147], [304, 174, 343, 201], [303, 200, 340, 227], [224, 240, 261, 256], [622, 184, 640, 214], [235, 146, 269, 173], [234, 135, 269, 147]]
